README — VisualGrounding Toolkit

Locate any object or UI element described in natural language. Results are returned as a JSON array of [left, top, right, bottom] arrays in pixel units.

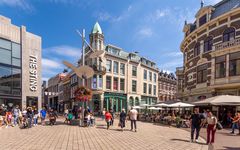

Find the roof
[[211, 0, 240, 19], [91, 22, 102, 34]]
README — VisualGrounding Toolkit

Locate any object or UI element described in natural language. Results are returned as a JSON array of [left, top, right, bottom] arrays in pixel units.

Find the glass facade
[[0, 38, 21, 96]]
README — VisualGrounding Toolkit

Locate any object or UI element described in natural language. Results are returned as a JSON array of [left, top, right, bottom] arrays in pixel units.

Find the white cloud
[[42, 58, 62, 68], [159, 58, 183, 71], [43, 45, 81, 57], [165, 52, 183, 57], [0, 0, 32, 10], [137, 27, 153, 38], [148, 9, 170, 22], [204, 0, 222, 5]]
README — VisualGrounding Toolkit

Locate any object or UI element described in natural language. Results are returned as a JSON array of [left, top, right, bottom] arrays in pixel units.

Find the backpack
[[68, 114, 73, 120]]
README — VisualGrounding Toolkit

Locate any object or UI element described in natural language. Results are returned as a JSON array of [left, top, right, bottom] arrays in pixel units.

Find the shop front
[[103, 92, 127, 113]]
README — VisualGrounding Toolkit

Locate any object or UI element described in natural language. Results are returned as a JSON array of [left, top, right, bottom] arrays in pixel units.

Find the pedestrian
[[129, 107, 138, 132], [67, 110, 73, 125], [64, 108, 69, 124], [102, 108, 106, 120], [33, 107, 39, 126], [5, 109, 13, 128], [40, 107, 47, 125], [90, 113, 95, 126], [26, 107, 33, 128], [109, 108, 114, 126], [189, 108, 204, 143], [48, 109, 57, 126], [119, 109, 127, 131], [12, 105, 20, 126], [105, 111, 112, 130], [206, 111, 217, 145], [230, 112, 240, 134], [0, 106, 6, 129]]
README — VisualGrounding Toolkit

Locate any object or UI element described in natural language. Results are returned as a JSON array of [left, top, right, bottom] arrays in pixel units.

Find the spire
[[201, 0, 204, 8], [91, 22, 102, 34]]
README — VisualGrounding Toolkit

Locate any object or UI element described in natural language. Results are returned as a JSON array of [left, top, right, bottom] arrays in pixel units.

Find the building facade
[[179, 0, 240, 101], [0, 15, 42, 109], [158, 72, 177, 101], [69, 22, 159, 113]]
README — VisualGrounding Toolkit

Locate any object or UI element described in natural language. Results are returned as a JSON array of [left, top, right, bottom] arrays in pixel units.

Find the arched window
[[204, 36, 213, 52], [135, 97, 140, 106], [223, 27, 235, 42], [129, 97, 134, 106], [194, 42, 200, 57]]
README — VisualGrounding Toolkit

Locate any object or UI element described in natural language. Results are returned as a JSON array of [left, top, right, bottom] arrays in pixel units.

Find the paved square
[[0, 118, 208, 150]]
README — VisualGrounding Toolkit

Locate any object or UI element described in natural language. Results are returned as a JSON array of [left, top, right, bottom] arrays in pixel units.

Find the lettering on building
[[29, 55, 38, 92]]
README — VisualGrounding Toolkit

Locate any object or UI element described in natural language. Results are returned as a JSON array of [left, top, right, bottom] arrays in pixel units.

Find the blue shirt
[[40, 110, 47, 118]]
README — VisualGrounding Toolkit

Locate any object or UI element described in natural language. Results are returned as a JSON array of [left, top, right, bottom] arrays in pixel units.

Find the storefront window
[[132, 80, 137, 92], [215, 56, 226, 78], [0, 65, 12, 94], [229, 52, 240, 76], [129, 97, 134, 106]]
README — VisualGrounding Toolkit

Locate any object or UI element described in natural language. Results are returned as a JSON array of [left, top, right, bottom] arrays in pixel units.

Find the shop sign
[[29, 55, 38, 92]]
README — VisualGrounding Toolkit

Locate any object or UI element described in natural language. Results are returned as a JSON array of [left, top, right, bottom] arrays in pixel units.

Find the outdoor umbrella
[[194, 95, 240, 106], [154, 103, 169, 107], [168, 102, 195, 108], [141, 104, 151, 107], [133, 106, 144, 109], [148, 107, 157, 110]]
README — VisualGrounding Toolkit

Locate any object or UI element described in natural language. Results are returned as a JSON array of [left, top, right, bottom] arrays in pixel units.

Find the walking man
[[13, 105, 20, 126], [40, 107, 47, 125], [129, 107, 138, 132], [190, 108, 204, 143]]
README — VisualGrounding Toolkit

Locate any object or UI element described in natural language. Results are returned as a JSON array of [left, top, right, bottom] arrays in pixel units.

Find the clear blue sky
[[0, 0, 221, 81]]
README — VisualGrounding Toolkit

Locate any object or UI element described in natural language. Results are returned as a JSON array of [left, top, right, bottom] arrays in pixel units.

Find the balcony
[[90, 64, 106, 75], [215, 38, 240, 51]]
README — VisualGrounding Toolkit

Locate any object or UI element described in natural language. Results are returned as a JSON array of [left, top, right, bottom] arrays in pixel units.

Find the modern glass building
[[0, 15, 42, 109]]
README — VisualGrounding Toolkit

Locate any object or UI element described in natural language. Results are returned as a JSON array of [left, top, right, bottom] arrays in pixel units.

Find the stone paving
[[0, 118, 208, 150]]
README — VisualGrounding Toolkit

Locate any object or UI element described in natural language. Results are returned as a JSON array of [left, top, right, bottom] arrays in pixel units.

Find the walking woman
[[105, 111, 112, 130], [206, 111, 217, 145], [119, 109, 127, 131]]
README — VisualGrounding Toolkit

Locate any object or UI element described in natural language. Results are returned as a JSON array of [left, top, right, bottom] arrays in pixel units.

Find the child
[[90, 113, 95, 126], [6, 110, 13, 128], [67, 111, 73, 125], [87, 113, 91, 127]]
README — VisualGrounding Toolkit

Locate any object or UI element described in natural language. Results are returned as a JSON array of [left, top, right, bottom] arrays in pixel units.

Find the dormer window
[[199, 14, 207, 26]]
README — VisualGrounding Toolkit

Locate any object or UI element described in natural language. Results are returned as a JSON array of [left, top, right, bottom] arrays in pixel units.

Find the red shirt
[[105, 112, 112, 121]]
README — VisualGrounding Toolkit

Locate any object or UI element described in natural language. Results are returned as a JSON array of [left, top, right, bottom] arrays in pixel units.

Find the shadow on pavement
[[223, 147, 240, 150], [170, 138, 206, 145]]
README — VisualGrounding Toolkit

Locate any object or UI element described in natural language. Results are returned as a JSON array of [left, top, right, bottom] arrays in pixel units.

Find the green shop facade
[[103, 92, 127, 112]]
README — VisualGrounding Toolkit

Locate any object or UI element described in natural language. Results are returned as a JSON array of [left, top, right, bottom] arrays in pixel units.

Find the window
[[0, 48, 11, 65], [153, 85, 156, 96], [223, 27, 235, 42], [215, 56, 226, 78], [197, 64, 208, 83], [12, 43, 21, 58], [194, 43, 200, 57], [0, 39, 11, 50], [204, 36, 213, 52], [0, 65, 12, 94], [106, 60, 112, 72], [113, 77, 118, 90], [132, 66, 137, 76], [113, 61, 119, 73], [199, 15, 207, 26], [12, 58, 20, 67], [132, 80, 137, 92], [149, 72, 152, 81], [143, 83, 147, 94], [98, 75, 103, 88], [120, 63, 125, 75], [144, 70, 147, 80], [106, 76, 111, 89], [148, 84, 152, 95], [92, 75, 97, 89], [154, 73, 157, 82], [120, 78, 125, 91], [229, 52, 240, 76]]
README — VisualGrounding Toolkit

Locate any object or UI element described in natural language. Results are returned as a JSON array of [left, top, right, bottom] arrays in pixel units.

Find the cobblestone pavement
[[0, 118, 208, 150]]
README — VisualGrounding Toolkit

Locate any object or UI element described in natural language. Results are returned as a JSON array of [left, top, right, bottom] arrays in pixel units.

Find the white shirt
[[207, 116, 217, 125], [130, 109, 138, 120]]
